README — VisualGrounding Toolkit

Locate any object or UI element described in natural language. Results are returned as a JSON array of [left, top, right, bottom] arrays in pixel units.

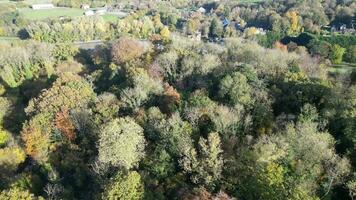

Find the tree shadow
[[1, 78, 54, 134]]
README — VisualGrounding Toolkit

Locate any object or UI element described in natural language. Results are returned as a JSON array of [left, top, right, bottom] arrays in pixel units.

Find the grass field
[[102, 14, 119, 23], [18, 7, 119, 22], [19, 7, 84, 20], [329, 63, 356, 75]]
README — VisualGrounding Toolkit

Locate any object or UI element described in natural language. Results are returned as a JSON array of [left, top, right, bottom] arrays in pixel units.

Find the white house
[[84, 10, 94, 16], [95, 9, 107, 15], [31, 4, 55, 10], [197, 7, 206, 13]]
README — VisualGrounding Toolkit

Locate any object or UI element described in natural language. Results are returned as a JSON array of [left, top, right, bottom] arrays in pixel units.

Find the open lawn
[[102, 14, 119, 23], [329, 63, 356, 75], [19, 7, 84, 20]]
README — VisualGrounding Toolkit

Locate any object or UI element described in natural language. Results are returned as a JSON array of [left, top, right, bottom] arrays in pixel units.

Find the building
[[197, 7, 206, 14], [95, 9, 107, 15], [84, 10, 94, 16], [222, 18, 230, 27], [81, 4, 90, 10], [31, 4, 55, 10]]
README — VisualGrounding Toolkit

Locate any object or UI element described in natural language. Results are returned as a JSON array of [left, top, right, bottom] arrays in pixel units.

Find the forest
[[0, 0, 355, 199]]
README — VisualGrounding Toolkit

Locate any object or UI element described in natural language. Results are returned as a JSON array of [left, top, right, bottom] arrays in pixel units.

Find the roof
[[31, 3, 54, 9], [197, 7, 206, 13]]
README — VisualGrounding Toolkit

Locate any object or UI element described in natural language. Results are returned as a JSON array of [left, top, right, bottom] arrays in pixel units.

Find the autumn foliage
[[54, 108, 76, 141], [111, 37, 145, 64]]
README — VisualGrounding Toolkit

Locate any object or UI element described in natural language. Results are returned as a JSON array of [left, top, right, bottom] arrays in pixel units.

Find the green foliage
[[103, 171, 144, 200], [186, 132, 224, 188], [98, 117, 145, 169], [91, 92, 120, 124], [115, 14, 156, 39], [0, 42, 54, 87], [0, 2, 355, 199], [0, 187, 43, 200], [25, 73, 95, 116], [0, 147, 26, 171], [219, 72, 252, 106], [120, 67, 162, 111], [26, 16, 109, 43], [52, 43, 79, 61], [344, 45, 356, 63], [0, 130, 10, 147], [237, 119, 350, 200], [330, 44, 346, 64], [209, 17, 223, 38]]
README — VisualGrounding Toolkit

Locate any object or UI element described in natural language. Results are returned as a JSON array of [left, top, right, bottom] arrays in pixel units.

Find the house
[[81, 4, 90, 10], [84, 10, 94, 16], [222, 18, 230, 27], [95, 9, 107, 15], [197, 7, 206, 14], [31, 4, 55, 10]]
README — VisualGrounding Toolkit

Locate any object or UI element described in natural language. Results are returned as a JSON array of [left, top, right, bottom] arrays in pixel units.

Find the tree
[[0, 146, 26, 171], [103, 171, 144, 200], [21, 113, 52, 162], [219, 72, 252, 107], [25, 73, 95, 116], [236, 119, 350, 200], [344, 45, 356, 63], [285, 11, 301, 35], [0, 41, 54, 88], [330, 44, 346, 64], [54, 108, 76, 141], [209, 17, 223, 38], [160, 26, 170, 40], [52, 43, 79, 61], [186, 18, 200, 35], [189, 132, 224, 188], [120, 67, 163, 111], [0, 129, 9, 147], [111, 37, 145, 64], [91, 92, 121, 124], [98, 117, 145, 169], [0, 187, 43, 200]]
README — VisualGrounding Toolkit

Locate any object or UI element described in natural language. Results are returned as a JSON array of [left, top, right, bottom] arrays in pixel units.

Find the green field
[[19, 7, 84, 20], [102, 14, 119, 23], [329, 63, 356, 75]]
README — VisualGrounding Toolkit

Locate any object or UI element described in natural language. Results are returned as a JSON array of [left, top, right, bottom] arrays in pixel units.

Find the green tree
[[25, 73, 95, 116], [103, 171, 144, 200], [219, 72, 252, 107], [237, 119, 350, 200], [98, 117, 145, 169], [330, 44, 346, 64], [188, 132, 224, 188], [209, 17, 223, 38], [344, 45, 356, 63], [0, 187, 43, 200]]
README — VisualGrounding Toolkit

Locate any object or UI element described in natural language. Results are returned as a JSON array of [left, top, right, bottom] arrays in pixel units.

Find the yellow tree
[[160, 26, 170, 41], [286, 11, 301, 35]]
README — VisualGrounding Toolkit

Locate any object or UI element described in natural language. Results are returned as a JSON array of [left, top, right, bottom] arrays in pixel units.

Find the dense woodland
[[0, 0, 355, 199]]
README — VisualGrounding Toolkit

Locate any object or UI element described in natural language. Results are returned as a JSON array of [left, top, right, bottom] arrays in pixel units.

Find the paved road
[[73, 40, 104, 49]]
